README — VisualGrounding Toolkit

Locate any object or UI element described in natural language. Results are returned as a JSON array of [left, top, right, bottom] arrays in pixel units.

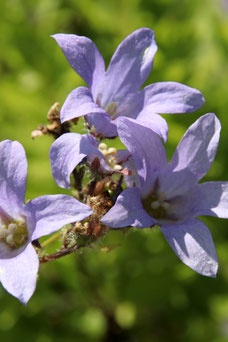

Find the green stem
[[41, 230, 63, 248]]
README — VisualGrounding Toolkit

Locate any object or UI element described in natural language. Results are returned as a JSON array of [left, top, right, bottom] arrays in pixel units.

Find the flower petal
[[97, 28, 157, 109], [158, 168, 197, 199], [116, 117, 167, 198], [115, 150, 131, 164], [161, 218, 218, 277], [51, 33, 105, 93], [101, 188, 156, 228], [0, 239, 29, 260], [60, 86, 107, 123], [141, 82, 205, 114], [26, 195, 93, 241], [193, 181, 228, 219], [170, 113, 221, 181], [50, 133, 104, 188], [0, 243, 39, 304], [0, 140, 27, 219], [136, 110, 169, 142]]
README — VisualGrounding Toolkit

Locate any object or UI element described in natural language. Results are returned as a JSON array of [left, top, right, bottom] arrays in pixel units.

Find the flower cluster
[[1, 28, 227, 304]]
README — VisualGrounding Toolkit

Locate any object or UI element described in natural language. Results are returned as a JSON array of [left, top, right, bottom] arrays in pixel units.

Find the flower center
[[98, 143, 122, 171], [0, 220, 28, 248], [142, 192, 171, 221], [150, 192, 171, 219]]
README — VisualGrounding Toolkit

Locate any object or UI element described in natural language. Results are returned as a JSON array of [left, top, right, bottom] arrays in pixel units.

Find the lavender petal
[[141, 81, 205, 114], [193, 181, 228, 218], [60, 86, 107, 123], [96, 28, 157, 110], [161, 218, 218, 277], [0, 140, 27, 218], [49, 133, 104, 188], [117, 117, 167, 198], [0, 243, 39, 304], [26, 195, 93, 241], [170, 113, 221, 181], [101, 188, 156, 228], [51, 33, 105, 93]]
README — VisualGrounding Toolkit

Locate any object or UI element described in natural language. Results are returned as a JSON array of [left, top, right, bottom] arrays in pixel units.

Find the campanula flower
[[101, 114, 227, 277], [52, 28, 205, 140], [0, 140, 93, 304]]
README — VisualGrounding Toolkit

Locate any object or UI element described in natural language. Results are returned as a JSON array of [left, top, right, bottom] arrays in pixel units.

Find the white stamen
[[6, 234, 15, 245], [0, 218, 27, 247], [8, 223, 17, 233]]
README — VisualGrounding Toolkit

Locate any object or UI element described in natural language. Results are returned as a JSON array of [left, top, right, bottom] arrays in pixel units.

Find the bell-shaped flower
[[0, 140, 93, 304], [101, 113, 228, 277], [51, 28, 205, 140], [49, 133, 130, 189]]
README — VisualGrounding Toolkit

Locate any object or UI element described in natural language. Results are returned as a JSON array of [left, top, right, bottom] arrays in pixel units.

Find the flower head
[[0, 140, 93, 304], [101, 114, 228, 277], [52, 28, 205, 140]]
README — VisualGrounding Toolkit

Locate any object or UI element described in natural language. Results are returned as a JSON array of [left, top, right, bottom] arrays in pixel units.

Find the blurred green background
[[1, 0, 228, 341]]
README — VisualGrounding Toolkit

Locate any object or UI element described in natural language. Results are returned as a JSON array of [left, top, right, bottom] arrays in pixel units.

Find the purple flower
[[101, 113, 227, 277], [52, 28, 205, 140], [50, 132, 130, 189], [0, 140, 93, 304]]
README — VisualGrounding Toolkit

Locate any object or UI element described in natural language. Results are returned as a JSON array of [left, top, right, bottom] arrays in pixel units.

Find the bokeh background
[[1, 0, 228, 341]]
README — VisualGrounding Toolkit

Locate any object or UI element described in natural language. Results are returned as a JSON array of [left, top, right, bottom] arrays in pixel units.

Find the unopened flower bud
[[108, 147, 117, 155], [31, 130, 43, 139], [99, 143, 107, 150]]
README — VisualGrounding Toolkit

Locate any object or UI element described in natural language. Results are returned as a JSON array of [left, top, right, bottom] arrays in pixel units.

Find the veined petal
[[0, 140, 27, 218], [0, 243, 39, 304], [136, 110, 168, 142], [101, 188, 156, 228], [60, 87, 107, 123], [116, 117, 167, 198], [26, 195, 93, 241], [161, 219, 218, 277], [51, 33, 105, 92], [193, 182, 228, 218], [50, 133, 104, 189], [97, 28, 157, 109], [170, 113, 221, 181], [141, 82, 205, 114], [158, 168, 197, 199]]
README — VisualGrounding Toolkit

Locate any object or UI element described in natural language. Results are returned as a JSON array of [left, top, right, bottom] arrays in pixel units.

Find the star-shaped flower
[[52, 28, 205, 140], [0, 140, 93, 304], [101, 113, 228, 277]]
